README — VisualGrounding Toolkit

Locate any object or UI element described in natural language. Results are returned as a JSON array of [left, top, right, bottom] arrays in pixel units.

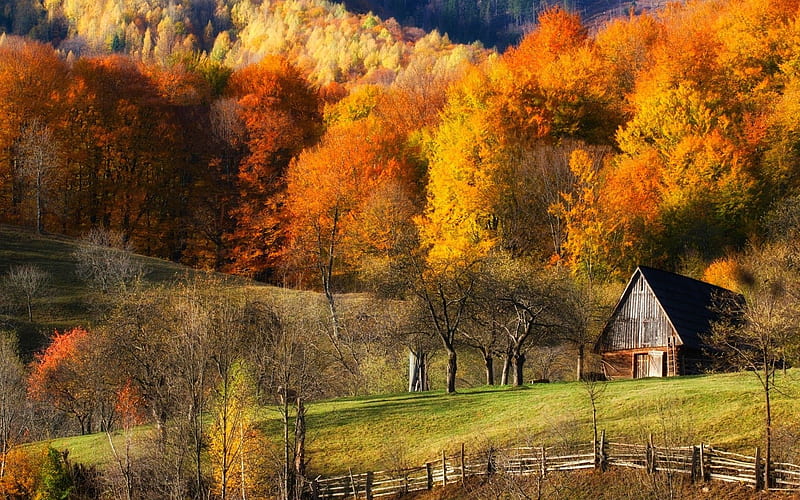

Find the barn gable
[[597, 266, 739, 379], [599, 270, 676, 351]]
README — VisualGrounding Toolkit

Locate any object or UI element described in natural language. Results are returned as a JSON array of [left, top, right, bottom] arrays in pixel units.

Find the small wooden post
[[425, 462, 433, 490], [442, 450, 448, 487], [365, 471, 373, 500], [598, 430, 607, 471], [699, 444, 707, 482], [755, 446, 763, 491], [690, 446, 698, 483], [646, 433, 656, 474], [460, 443, 466, 485], [310, 477, 321, 500], [348, 468, 358, 498], [486, 447, 495, 476], [540, 446, 547, 477]]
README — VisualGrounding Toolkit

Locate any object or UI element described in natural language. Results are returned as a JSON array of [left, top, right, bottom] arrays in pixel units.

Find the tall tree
[[0, 331, 26, 486], [0, 40, 67, 227], [228, 56, 322, 280], [282, 118, 414, 390], [15, 119, 59, 233]]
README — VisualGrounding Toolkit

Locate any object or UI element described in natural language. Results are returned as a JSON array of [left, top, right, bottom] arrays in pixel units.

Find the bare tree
[[15, 119, 59, 234], [708, 242, 800, 490], [3, 264, 50, 321], [252, 297, 326, 500], [464, 276, 515, 386], [580, 356, 607, 467], [478, 258, 571, 386], [73, 227, 144, 294], [401, 257, 479, 394]]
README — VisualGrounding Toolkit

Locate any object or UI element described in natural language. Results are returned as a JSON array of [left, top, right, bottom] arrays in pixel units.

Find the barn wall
[[602, 351, 634, 379], [601, 274, 675, 351], [601, 347, 676, 379]]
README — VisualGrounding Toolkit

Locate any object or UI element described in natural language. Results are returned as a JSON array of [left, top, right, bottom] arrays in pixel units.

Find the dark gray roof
[[637, 266, 740, 350]]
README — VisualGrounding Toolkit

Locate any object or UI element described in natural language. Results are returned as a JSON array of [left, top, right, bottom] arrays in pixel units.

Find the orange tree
[[227, 56, 322, 280], [28, 328, 111, 435]]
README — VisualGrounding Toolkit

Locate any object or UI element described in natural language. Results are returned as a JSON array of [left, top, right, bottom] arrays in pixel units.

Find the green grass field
[[46, 370, 800, 476]]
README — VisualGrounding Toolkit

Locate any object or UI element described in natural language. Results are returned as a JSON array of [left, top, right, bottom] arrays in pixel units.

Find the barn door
[[634, 353, 649, 378], [648, 351, 664, 377]]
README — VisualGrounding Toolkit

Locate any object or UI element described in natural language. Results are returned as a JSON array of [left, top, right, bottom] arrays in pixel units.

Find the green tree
[[35, 448, 72, 500]]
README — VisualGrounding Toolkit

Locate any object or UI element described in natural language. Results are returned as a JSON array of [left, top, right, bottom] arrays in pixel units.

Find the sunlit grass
[[36, 363, 800, 476], [301, 371, 799, 474]]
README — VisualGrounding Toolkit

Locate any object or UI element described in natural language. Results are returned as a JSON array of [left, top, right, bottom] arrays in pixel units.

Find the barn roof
[[625, 266, 739, 350]]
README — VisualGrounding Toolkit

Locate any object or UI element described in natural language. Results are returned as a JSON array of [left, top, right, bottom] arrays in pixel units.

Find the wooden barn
[[596, 266, 740, 379]]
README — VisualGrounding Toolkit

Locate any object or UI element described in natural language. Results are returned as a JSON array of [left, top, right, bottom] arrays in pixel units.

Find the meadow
[[46, 370, 799, 476]]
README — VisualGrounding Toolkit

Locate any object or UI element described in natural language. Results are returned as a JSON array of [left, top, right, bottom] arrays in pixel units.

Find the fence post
[[442, 450, 447, 487], [699, 444, 707, 482], [486, 447, 496, 476], [348, 468, 358, 498], [460, 443, 466, 485], [365, 471, 373, 500], [645, 434, 654, 474], [690, 446, 698, 483], [310, 477, 321, 500], [597, 430, 607, 471], [425, 462, 433, 490], [540, 446, 547, 477], [755, 447, 763, 491]]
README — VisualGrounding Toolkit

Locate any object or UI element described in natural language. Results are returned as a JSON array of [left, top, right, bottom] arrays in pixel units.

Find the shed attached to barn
[[596, 266, 740, 379]]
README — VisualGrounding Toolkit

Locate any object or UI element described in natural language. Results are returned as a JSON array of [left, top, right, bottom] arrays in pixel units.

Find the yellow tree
[[552, 149, 614, 280], [421, 64, 504, 264], [209, 362, 267, 500]]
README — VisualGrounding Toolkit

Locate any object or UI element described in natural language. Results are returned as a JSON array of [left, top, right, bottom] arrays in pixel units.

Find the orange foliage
[[282, 118, 414, 279], [227, 56, 322, 279], [0, 447, 43, 498], [114, 380, 147, 430], [703, 257, 744, 293], [507, 6, 587, 76], [63, 55, 189, 253], [28, 328, 98, 434], [0, 40, 67, 226]]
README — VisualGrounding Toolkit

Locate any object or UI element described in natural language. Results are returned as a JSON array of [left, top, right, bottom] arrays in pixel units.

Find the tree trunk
[[484, 354, 494, 386], [577, 344, 585, 381], [294, 398, 306, 500], [446, 348, 457, 393], [764, 363, 772, 490], [513, 352, 525, 386], [501, 352, 511, 385], [408, 350, 428, 392], [282, 397, 293, 500]]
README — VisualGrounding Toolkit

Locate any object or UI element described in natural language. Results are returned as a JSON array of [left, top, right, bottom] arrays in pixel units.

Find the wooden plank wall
[[602, 275, 674, 351]]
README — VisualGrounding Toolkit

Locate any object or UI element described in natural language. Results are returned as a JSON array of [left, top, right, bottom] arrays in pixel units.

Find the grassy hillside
[[48, 370, 800, 476]]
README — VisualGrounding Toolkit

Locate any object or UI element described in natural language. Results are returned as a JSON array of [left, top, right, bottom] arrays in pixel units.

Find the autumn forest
[[3, 0, 800, 497]]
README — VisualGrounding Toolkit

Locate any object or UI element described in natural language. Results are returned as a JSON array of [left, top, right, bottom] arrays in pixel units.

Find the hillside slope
[[0, 225, 259, 354]]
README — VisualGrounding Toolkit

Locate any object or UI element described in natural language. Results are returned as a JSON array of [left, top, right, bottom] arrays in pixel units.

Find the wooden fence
[[307, 432, 800, 499]]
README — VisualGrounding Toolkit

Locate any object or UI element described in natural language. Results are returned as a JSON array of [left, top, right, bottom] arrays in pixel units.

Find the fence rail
[[307, 432, 800, 499]]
